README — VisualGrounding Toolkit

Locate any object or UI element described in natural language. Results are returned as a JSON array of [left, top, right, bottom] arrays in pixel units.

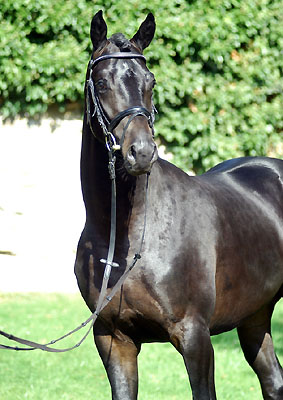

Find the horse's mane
[[109, 33, 132, 51]]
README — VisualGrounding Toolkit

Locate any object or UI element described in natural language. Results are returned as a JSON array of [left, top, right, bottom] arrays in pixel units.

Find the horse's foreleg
[[173, 318, 217, 400], [237, 305, 283, 400], [94, 327, 140, 400]]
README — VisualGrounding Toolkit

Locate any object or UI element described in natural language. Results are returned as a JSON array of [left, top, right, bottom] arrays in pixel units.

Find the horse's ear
[[90, 10, 107, 51], [131, 13, 155, 52]]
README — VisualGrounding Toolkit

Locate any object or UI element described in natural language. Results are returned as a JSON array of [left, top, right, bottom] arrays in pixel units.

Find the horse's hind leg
[[93, 324, 140, 400], [237, 304, 283, 400]]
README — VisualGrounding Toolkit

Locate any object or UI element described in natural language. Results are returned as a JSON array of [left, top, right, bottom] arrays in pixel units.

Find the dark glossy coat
[[75, 11, 283, 400]]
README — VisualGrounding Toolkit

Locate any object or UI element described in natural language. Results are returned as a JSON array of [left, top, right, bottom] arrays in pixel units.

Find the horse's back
[[204, 156, 283, 175], [202, 156, 283, 213], [204, 156, 283, 184]]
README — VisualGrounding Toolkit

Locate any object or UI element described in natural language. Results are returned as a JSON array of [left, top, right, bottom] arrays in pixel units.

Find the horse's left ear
[[131, 13, 155, 52]]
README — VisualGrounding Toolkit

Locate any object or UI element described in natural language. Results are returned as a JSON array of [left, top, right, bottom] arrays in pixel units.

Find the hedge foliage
[[0, 0, 282, 172]]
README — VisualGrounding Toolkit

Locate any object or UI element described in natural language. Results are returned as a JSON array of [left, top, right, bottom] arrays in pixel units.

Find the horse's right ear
[[90, 10, 107, 51]]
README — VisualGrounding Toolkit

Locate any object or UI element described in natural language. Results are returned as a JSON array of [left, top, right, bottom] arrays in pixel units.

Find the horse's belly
[[210, 257, 283, 334]]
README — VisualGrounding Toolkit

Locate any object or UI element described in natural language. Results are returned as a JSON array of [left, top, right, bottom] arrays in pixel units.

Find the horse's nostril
[[126, 141, 157, 172], [130, 145, 137, 159]]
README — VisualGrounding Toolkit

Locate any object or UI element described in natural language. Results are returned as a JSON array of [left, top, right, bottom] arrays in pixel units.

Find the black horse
[[74, 11, 283, 400]]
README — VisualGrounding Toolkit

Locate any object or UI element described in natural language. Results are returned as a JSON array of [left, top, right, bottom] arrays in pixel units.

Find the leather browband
[[89, 52, 146, 68]]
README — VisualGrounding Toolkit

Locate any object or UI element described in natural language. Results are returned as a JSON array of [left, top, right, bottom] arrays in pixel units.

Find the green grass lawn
[[0, 293, 282, 399]]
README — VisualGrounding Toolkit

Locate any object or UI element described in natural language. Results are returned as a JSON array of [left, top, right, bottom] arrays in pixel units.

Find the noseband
[[86, 52, 156, 151]]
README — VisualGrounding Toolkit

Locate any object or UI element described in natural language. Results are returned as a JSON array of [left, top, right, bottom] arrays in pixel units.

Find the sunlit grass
[[0, 293, 282, 399]]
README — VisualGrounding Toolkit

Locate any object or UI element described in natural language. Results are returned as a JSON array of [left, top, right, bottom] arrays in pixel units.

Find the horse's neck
[[80, 124, 146, 238]]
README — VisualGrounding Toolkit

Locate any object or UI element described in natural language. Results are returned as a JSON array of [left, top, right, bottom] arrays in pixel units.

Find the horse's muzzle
[[124, 140, 158, 175]]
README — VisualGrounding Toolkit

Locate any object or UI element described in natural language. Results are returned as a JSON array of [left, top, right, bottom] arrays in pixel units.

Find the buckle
[[105, 132, 121, 152], [100, 259, 119, 268]]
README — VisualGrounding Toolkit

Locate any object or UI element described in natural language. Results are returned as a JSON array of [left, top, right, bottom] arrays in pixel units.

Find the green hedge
[[0, 0, 282, 172]]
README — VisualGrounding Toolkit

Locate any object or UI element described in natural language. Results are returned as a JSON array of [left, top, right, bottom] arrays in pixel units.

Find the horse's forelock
[[109, 33, 132, 51]]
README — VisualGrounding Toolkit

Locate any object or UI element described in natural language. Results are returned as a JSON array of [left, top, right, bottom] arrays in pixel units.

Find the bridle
[[86, 52, 156, 151], [0, 52, 154, 352]]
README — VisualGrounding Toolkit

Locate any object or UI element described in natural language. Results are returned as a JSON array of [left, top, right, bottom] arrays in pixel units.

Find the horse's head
[[86, 10, 158, 176]]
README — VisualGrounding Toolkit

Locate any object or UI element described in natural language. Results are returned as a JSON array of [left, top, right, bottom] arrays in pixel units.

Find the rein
[[0, 173, 149, 352], [0, 52, 153, 352]]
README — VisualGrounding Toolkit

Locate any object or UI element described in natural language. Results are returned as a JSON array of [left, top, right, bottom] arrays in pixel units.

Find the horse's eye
[[95, 79, 108, 93]]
